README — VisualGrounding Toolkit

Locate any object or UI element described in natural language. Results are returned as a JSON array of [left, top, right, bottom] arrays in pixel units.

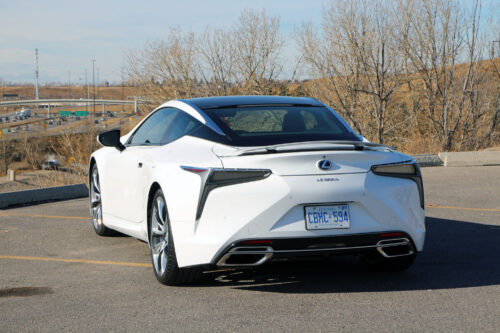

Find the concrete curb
[[0, 183, 89, 209], [411, 154, 443, 167], [438, 151, 500, 167]]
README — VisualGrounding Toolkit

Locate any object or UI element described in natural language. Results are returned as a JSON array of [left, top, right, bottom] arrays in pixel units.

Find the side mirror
[[97, 130, 126, 152]]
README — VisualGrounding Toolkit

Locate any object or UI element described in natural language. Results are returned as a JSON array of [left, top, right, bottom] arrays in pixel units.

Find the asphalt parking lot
[[1, 166, 499, 332]]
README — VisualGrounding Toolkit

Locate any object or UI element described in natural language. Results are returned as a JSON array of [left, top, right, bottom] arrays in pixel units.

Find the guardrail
[[0, 98, 149, 114]]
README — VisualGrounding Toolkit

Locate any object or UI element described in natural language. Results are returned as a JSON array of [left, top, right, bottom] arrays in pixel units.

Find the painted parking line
[[425, 204, 500, 212], [0, 255, 151, 268], [0, 212, 88, 220], [1, 204, 499, 222]]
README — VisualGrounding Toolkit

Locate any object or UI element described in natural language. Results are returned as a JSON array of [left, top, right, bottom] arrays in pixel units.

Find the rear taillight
[[181, 166, 272, 219], [208, 169, 271, 185], [371, 162, 424, 209]]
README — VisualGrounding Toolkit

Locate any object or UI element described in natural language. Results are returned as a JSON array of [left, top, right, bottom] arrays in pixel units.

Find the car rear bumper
[[170, 172, 425, 268], [213, 232, 416, 267]]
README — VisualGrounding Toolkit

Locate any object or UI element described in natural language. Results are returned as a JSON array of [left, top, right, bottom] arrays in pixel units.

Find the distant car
[[20, 109, 31, 118], [89, 96, 425, 285], [42, 160, 59, 170]]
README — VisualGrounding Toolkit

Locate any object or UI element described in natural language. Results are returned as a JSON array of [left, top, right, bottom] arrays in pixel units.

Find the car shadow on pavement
[[197, 217, 500, 293]]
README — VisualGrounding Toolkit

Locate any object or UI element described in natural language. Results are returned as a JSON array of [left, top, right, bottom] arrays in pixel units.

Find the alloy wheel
[[90, 166, 103, 230], [151, 195, 169, 276]]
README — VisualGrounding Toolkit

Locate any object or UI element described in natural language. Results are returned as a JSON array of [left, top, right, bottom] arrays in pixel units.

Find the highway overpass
[[0, 98, 149, 114]]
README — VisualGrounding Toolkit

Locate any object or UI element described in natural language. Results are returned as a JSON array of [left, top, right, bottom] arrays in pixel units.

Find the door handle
[[138, 162, 143, 168]]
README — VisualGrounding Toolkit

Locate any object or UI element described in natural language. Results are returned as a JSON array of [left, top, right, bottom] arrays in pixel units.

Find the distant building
[[2, 93, 19, 100]]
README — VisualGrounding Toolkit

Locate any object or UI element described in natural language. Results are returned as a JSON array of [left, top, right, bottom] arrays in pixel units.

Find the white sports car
[[89, 96, 425, 285]]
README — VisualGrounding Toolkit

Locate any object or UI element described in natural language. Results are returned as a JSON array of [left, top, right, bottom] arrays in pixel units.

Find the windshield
[[203, 105, 360, 146]]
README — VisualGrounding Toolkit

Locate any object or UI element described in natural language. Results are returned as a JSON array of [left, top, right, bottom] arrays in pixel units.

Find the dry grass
[[0, 169, 84, 193]]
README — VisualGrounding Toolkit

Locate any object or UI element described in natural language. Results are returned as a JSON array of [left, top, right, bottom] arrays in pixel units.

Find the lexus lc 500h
[[89, 96, 425, 285]]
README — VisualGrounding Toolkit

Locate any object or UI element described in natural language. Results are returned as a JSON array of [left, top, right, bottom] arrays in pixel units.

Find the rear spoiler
[[224, 141, 395, 157]]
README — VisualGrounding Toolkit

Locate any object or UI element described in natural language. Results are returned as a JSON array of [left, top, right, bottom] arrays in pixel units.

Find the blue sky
[[0, 0, 498, 84]]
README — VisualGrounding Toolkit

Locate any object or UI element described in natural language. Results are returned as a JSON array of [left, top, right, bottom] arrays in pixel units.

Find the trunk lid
[[213, 142, 411, 176]]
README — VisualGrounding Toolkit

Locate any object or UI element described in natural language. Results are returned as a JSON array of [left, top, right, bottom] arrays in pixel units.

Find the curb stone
[[0, 183, 88, 209]]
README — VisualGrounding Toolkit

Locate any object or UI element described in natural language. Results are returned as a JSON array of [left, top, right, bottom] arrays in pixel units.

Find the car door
[[103, 108, 180, 223]]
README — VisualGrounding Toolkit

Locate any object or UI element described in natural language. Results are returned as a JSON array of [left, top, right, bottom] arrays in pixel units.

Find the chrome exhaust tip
[[216, 246, 273, 266], [376, 238, 414, 258]]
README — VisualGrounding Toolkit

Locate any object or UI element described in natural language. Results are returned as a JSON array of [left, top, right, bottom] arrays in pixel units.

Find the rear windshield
[[204, 105, 359, 146]]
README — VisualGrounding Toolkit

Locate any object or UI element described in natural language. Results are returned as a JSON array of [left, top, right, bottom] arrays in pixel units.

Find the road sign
[[58, 111, 72, 117], [74, 111, 89, 117]]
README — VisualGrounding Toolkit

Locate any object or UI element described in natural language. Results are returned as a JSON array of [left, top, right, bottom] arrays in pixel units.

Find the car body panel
[[90, 96, 425, 268]]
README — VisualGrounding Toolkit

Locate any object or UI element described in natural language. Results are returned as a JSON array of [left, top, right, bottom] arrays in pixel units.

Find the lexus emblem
[[317, 159, 333, 171]]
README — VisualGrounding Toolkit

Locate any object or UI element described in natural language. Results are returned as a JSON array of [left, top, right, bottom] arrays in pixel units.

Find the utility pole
[[97, 68, 100, 100], [121, 67, 124, 112], [91, 59, 96, 117], [34, 49, 39, 100], [85, 69, 88, 113], [68, 70, 71, 98]]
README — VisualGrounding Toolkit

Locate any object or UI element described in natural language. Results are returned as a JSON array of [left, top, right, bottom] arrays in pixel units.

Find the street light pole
[[97, 68, 100, 100], [121, 67, 125, 112], [85, 69, 88, 113], [34, 49, 39, 100], [91, 59, 96, 117]]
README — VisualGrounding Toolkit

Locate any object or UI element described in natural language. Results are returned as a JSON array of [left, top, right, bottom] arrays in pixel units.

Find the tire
[[149, 189, 201, 285], [361, 251, 416, 272], [90, 164, 115, 236]]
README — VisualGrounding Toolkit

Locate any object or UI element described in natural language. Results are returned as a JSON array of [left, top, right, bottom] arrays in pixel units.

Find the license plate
[[305, 204, 350, 230]]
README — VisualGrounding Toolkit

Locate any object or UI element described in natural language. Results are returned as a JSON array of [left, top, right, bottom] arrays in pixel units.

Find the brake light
[[180, 166, 208, 173], [379, 232, 404, 237], [371, 162, 425, 209], [241, 240, 273, 245], [181, 166, 272, 220]]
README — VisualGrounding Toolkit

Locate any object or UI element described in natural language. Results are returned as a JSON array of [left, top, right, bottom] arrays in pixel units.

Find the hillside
[[0, 85, 139, 100]]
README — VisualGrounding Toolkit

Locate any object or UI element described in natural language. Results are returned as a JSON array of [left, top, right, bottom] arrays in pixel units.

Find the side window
[[128, 108, 179, 145], [300, 110, 318, 130], [162, 111, 201, 144]]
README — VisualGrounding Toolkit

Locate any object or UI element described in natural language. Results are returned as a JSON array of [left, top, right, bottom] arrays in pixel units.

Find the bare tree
[[0, 139, 14, 174], [233, 9, 284, 94], [481, 19, 500, 147], [127, 29, 201, 107], [21, 134, 42, 170], [298, 0, 407, 144], [396, 0, 485, 151], [198, 27, 236, 96]]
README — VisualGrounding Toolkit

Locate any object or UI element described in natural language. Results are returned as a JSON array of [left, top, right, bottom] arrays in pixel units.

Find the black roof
[[180, 95, 323, 110]]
